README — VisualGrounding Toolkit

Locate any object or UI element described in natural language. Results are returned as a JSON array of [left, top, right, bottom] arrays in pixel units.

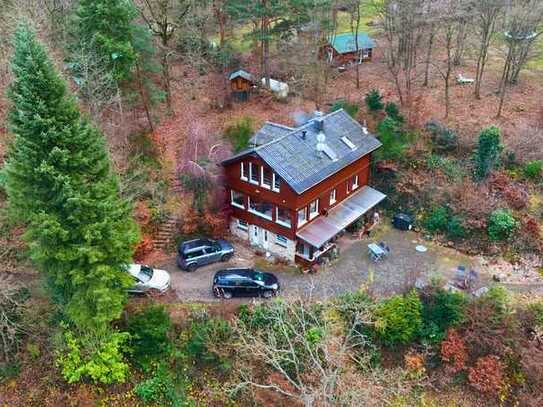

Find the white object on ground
[[457, 74, 475, 84], [415, 245, 428, 253], [262, 78, 289, 98], [473, 286, 489, 298]]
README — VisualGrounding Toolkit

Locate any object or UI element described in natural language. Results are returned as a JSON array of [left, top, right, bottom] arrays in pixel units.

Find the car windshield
[[138, 265, 153, 283], [253, 271, 265, 282]]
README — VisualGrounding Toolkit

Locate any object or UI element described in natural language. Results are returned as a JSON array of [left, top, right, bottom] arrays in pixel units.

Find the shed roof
[[222, 109, 382, 194], [228, 69, 253, 82], [330, 32, 376, 54]]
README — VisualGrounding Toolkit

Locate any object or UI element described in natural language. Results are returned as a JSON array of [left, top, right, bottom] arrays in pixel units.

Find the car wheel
[[186, 263, 197, 272], [221, 253, 232, 262], [222, 290, 233, 299], [262, 290, 274, 299]]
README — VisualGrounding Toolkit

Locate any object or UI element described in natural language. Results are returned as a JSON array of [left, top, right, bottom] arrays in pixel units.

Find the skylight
[[341, 136, 356, 150], [321, 144, 338, 161]]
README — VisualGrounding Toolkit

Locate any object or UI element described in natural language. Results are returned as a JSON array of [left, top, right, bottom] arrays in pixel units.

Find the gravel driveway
[[157, 224, 491, 302]]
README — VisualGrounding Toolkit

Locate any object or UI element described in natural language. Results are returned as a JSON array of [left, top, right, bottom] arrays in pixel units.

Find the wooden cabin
[[322, 32, 376, 65], [228, 69, 254, 101]]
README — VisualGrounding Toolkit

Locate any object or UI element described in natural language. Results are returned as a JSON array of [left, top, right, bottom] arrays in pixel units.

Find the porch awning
[[296, 186, 386, 248]]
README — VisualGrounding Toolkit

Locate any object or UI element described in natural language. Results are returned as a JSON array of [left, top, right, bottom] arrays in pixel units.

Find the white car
[[126, 264, 171, 294]]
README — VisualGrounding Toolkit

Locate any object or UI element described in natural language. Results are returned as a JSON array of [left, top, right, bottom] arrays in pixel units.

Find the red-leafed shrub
[[440, 329, 467, 373], [503, 183, 529, 210], [203, 210, 229, 238], [468, 355, 505, 394], [134, 235, 154, 261], [181, 208, 201, 235], [523, 217, 541, 240]]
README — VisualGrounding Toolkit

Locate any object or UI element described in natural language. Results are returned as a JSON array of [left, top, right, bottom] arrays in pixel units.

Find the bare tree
[[346, 0, 362, 89], [0, 275, 28, 362], [497, 0, 543, 117], [137, 0, 191, 113], [472, 0, 504, 99]]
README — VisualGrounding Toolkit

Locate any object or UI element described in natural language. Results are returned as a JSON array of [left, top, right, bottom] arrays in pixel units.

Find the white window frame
[[276, 207, 292, 228], [276, 234, 288, 248], [352, 175, 359, 190], [272, 173, 280, 192], [341, 136, 356, 150], [240, 162, 248, 181], [248, 197, 273, 221], [249, 162, 259, 185], [330, 189, 337, 205], [261, 166, 272, 189], [297, 207, 308, 227], [309, 199, 319, 220], [231, 190, 245, 209], [237, 219, 248, 231]]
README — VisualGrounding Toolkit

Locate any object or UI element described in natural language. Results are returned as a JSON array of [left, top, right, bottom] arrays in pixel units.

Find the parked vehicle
[[212, 268, 280, 299], [177, 238, 234, 272], [126, 264, 170, 294], [392, 213, 413, 231]]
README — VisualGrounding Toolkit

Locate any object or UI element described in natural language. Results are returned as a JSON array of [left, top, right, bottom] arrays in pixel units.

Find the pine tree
[[4, 23, 138, 331]]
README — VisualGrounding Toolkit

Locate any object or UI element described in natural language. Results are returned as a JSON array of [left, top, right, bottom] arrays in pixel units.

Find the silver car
[[176, 238, 234, 272], [126, 264, 171, 294]]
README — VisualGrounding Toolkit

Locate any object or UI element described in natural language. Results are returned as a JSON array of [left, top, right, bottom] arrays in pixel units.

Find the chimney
[[362, 120, 368, 135], [301, 130, 307, 140], [313, 111, 324, 132]]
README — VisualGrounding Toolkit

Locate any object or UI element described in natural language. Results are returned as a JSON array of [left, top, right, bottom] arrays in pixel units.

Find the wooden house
[[323, 32, 376, 65], [221, 110, 386, 266], [228, 69, 254, 101]]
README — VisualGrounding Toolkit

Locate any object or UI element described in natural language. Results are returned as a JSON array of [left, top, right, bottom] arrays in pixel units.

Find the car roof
[[181, 238, 214, 251], [215, 268, 255, 278]]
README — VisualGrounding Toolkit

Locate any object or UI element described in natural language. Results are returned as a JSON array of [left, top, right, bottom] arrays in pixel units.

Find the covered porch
[[295, 186, 386, 266]]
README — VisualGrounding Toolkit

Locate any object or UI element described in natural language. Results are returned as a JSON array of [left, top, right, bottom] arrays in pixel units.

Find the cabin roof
[[249, 122, 294, 147], [222, 109, 382, 194], [330, 32, 376, 54], [228, 69, 253, 82]]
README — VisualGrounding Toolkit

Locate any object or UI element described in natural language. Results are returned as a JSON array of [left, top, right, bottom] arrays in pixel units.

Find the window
[[231, 190, 245, 209], [240, 162, 248, 180], [261, 167, 273, 189], [249, 162, 259, 184], [237, 219, 248, 231], [276, 234, 288, 247], [296, 242, 310, 258], [341, 136, 356, 150], [273, 174, 281, 192], [276, 207, 291, 228], [248, 197, 273, 220], [309, 199, 319, 219], [330, 189, 337, 205], [297, 207, 307, 226], [346, 180, 351, 194], [352, 175, 359, 189]]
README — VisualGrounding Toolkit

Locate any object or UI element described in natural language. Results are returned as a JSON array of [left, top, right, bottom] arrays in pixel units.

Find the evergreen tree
[[4, 23, 138, 331], [474, 126, 503, 180], [75, 0, 139, 82]]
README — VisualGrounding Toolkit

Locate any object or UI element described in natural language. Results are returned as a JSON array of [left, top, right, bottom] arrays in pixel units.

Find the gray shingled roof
[[249, 122, 294, 147], [228, 69, 253, 82], [222, 109, 382, 194]]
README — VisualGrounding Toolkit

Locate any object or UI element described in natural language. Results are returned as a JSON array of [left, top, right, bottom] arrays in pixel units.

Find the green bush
[[365, 89, 384, 112], [134, 363, 189, 406], [424, 206, 466, 240], [224, 117, 253, 152], [374, 290, 422, 346], [420, 288, 467, 343], [425, 120, 458, 153], [127, 305, 172, 369], [56, 328, 130, 384], [330, 100, 359, 118], [523, 160, 542, 180], [487, 209, 518, 241], [474, 126, 504, 180], [425, 154, 466, 181], [384, 102, 404, 123], [374, 117, 410, 162]]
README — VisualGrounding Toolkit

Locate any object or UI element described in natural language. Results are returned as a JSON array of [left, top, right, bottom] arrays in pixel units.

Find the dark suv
[[212, 268, 280, 299], [177, 238, 234, 272]]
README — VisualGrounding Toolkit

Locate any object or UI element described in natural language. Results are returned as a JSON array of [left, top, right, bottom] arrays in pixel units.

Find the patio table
[[368, 243, 386, 262]]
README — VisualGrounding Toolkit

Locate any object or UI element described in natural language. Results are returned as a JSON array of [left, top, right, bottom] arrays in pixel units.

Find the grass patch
[[254, 257, 299, 274]]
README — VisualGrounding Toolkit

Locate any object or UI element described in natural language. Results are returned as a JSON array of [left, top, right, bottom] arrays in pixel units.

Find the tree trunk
[[423, 25, 435, 87], [497, 47, 513, 118], [263, 16, 271, 89], [453, 19, 467, 66], [135, 62, 154, 132], [162, 53, 173, 114]]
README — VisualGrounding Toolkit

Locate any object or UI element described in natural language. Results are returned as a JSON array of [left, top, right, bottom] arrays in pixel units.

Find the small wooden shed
[[323, 32, 376, 65], [229, 69, 254, 101]]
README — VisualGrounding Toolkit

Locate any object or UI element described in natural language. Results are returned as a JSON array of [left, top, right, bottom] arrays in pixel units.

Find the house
[[228, 69, 254, 101], [221, 109, 386, 266], [323, 32, 376, 65]]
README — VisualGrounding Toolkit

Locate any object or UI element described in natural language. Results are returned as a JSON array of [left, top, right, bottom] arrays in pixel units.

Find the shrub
[[440, 329, 467, 373], [57, 329, 130, 384], [468, 355, 505, 394], [374, 117, 410, 162], [365, 89, 384, 112], [374, 290, 422, 346], [420, 288, 467, 343], [423, 206, 466, 240], [474, 126, 504, 180], [487, 209, 518, 241], [134, 363, 188, 406], [384, 102, 404, 123], [425, 154, 465, 181], [425, 120, 458, 153], [523, 160, 542, 180], [330, 100, 359, 118], [126, 305, 172, 369], [224, 117, 253, 152]]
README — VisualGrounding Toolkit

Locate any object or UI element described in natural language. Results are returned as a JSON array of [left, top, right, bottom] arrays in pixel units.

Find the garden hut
[[228, 69, 254, 101], [323, 32, 376, 65]]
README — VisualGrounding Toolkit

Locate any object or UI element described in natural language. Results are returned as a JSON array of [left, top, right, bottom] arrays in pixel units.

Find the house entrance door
[[261, 229, 269, 250]]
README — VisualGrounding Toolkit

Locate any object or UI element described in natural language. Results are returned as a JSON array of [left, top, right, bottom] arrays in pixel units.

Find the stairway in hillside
[[153, 216, 179, 251]]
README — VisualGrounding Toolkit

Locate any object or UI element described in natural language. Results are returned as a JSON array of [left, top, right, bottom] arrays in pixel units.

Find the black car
[[177, 238, 234, 272], [212, 268, 280, 299]]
